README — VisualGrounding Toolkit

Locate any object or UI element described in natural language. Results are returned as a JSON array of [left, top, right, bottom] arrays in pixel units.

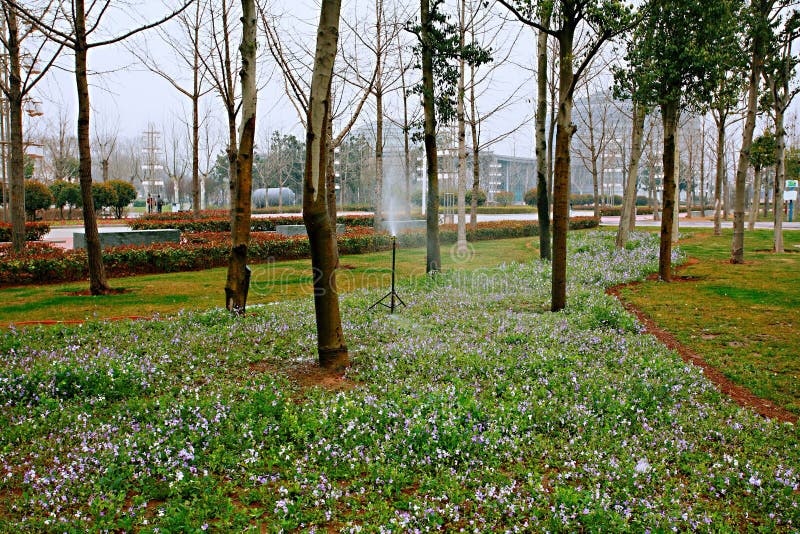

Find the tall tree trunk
[[75, 1, 111, 295], [659, 100, 678, 281], [764, 169, 771, 217], [398, 35, 412, 218], [748, 165, 761, 231], [303, 0, 348, 370], [547, 48, 557, 213], [6, 8, 25, 253], [773, 106, 786, 253], [551, 29, 575, 312], [713, 113, 725, 236], [672, 138, 679, 243], [616, 101, 645, 248], [732, 37, 761, 263], [192, 1, 201, 215], [535, 16, 551, 260], [373, 0, 385, 228], [456, 0, 467, 254], [699, 127, 706, 217], [421, 0, 441, 273], [469, 57, 480, 231], [325, 119, 339, 258], [224, 0, 257, 313], [686, 138, 694, 215], [374, 82, 384, 229]]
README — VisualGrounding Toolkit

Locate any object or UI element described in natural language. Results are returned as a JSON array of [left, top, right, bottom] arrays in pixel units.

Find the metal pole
[[390, 235, 396, 312]]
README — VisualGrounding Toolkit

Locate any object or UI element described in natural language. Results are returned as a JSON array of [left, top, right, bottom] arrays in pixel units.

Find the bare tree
[[302, 0, 349, 370], [0, 1, 62, 251], [762, 5, 799, 254], [131, 0, 211, 215], [200, 0, 241, 223], [92, 114, 118, 182], [41, 107, 77, 182], [224, 0, 257, 313], [163, 120, 188, 206], [575, 83, 620, 218], [616, 101, 647, 248], [8, 0, 193, 294], [262, 2, 376, 243]]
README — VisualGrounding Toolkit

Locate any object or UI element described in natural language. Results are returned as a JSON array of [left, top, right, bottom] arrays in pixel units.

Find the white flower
[[176, 470, 184, 482], [634, 458, 651, 474]]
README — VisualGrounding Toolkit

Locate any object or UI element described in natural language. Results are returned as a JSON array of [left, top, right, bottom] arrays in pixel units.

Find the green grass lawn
[[619, 228, 800, 414], [0, 237, 540, 325], [2, 231, 798, 531]]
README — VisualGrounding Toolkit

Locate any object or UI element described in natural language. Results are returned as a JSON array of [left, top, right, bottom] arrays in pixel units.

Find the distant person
[[156, 195, 163, 213], [146, 195, 153, 213]]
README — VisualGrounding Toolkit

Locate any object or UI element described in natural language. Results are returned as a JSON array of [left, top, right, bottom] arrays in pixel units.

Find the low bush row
[[0, 217, 598, 286], [0, 222, 51, 242], [130, 214, 374, 233]]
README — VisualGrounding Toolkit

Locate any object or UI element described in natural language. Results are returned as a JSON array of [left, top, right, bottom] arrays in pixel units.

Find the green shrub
[[25, 180, 54, 220], [106, 180, 137, 219], [91, 182, 118, 212], [49, 180, 82, 219], [465, 188, 487, 207], [494, 191, 515, 206], [524, 188, 538, 206]]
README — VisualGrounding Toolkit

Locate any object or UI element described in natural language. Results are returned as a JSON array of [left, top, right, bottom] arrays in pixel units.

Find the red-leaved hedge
[[130, 214, 374, 233], [0, 217, 599, 286], [0, 222, 51, 242]]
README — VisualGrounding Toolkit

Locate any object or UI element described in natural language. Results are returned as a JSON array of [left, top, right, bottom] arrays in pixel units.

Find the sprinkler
[[369, 235, 405, 313]]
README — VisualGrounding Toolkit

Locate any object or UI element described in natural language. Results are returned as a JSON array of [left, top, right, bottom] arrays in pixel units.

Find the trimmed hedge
[[0, 217, 599, 286], [0, 222, 50, 242], [130, 214, 374, 233]]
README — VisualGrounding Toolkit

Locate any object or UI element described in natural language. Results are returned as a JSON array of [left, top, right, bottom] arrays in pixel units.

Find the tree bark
[[6, 8, 25, 253], [75, 0, 112, 295], [421, 0, 441, 273], [616, 101, 645, 248], [551, 29, 575, 312], [659, 100, 678, 281], [535, 17, 551, 260], [672, 137, 679, 243], [773, 106, 786, 253], [699, 125, 706, 217], [748, 165, 761, 231], [374, 54, 384, 229], [469, 60, 480, 232], [303, 0, 348, 370], [224, 0, 257, 313], [191, 0, 201, 215], [732, 30, 762, 263], [713, 112, 725, 236], [455, 0, 467, 254]]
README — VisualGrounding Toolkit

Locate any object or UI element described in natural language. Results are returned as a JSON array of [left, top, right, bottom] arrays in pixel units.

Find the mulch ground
[[607, 260, 797, 425]]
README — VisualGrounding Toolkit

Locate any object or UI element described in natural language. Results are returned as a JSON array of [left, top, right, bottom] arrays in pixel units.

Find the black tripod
[[369, 236, 405, 313]]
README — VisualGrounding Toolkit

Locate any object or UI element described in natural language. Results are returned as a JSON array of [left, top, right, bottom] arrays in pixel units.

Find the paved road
[[41, 213, 800, 249]]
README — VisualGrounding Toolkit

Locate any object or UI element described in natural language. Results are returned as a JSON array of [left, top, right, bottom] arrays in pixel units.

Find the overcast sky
[[28, 0, 542, 161]]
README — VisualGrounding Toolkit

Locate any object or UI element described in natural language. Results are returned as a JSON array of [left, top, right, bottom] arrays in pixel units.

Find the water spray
[[369, 235, 405, 313]]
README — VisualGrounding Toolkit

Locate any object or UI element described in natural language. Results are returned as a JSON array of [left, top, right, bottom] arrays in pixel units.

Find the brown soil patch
[[248, 359, 356, 393], [288, 361, 356, 392], [66, 288, 132, 296], [608, 280, 797, 424]]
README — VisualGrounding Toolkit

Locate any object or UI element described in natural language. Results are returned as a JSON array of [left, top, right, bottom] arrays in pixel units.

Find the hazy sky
[[28, 0, 560, 160]]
